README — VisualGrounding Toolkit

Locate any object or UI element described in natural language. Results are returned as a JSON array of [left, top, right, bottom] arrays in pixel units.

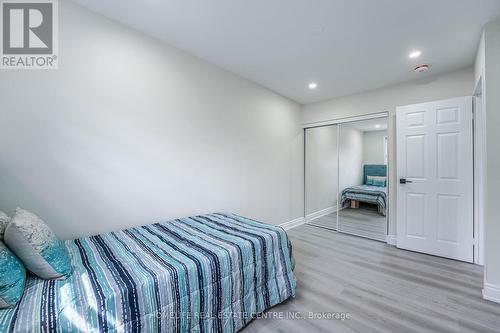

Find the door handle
[[400, 178, 413, 184]]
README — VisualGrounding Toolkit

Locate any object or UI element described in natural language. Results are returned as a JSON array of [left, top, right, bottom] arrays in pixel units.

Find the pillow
[[0, 241, 26, 308], [4, 208, 72, 280], [365, 176, 375, 185], [371, 176, 387, 187], [0, 211, 9, 240]]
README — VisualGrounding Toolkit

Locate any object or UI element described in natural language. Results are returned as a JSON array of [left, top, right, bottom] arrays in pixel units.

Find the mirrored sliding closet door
[[304, 115, 389, 241], [305, 124, 339, 230], [338, 118, 388, 241]]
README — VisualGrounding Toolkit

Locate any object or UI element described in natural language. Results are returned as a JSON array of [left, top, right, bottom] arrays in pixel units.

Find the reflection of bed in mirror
[[341, 165, 387, 216]]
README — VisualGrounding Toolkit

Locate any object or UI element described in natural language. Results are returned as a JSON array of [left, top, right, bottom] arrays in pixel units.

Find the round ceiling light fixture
[[414, 64, 430, 73]]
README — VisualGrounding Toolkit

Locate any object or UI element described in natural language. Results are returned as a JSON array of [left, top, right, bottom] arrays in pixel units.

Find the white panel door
[[396, 96, 473, 262]]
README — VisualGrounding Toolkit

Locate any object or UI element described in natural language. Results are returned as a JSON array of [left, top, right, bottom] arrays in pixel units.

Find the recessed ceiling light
[[375, 124, 381, 129], [308, 82, 317, 90], [409, 50, 421, 59]]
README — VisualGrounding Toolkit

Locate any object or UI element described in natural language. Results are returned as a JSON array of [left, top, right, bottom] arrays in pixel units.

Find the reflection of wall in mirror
[[363, 130, 388, 166], [339, 127, 364, 193], [305, 126, 339, 215]]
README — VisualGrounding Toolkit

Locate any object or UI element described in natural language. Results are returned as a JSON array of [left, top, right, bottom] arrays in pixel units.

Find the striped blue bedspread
[[341, 185, 387, 215], [0, 213, 296, 333]]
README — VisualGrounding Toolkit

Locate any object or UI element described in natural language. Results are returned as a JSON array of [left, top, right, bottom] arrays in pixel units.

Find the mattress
[[341, 185, 387, 215], [0, 213, 296, 333]]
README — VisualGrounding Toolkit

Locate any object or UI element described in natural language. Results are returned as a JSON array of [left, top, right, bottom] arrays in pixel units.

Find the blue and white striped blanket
[[341, 185, 387, 215], [0, 213, 296, 333]]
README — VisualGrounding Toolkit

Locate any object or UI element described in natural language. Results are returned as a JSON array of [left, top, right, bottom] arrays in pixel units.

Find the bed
[[0, 213, 296, 333], [340, 165, 388, 216]]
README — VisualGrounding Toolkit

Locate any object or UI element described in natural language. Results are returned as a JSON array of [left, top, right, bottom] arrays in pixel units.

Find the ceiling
[[72, 0, 500, 104]]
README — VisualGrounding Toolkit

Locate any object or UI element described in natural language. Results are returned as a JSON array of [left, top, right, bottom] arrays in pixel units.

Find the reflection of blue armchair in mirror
[[341, 164, 387, 215]]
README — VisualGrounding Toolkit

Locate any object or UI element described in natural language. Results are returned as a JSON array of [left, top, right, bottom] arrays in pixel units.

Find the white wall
[[363, 130, 387, 165], [302, 67, 474, 236], [474, 20, 500, 302], [305, 126, 338, 215], [0, 1, 304, 239], [303, 67, 474, 125], [339, 127, 364, 193]]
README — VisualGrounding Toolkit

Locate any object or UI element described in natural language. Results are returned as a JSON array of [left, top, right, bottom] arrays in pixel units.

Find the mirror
[[338, 118, 388, 241], [305, 124, 339, 230]]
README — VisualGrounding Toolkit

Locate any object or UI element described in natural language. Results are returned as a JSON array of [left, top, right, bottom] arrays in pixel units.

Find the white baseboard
[[306, 205, 338, 222], [386, 235, 397, 246], [279, 205, 338, 231], [483, 282, 500, 304], [279, 217, 306, 231]]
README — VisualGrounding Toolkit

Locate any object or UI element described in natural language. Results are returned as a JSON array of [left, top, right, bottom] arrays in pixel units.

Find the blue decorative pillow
[[0, 242, 26, 308], [366, 176, 375, 185], [4, 208, 72, 280]]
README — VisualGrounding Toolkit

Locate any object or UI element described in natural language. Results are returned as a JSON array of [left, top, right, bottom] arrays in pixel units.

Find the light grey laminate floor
[[243, 225, 500, 333], [310, 206, 387, 241]]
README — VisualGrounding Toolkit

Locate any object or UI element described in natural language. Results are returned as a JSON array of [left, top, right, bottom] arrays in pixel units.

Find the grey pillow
[[4, 208, 72, 280], [0, 211, 10, 240]]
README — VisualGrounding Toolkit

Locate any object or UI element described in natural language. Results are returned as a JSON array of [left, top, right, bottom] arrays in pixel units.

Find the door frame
[[473, 80, 486, 266], [303, 111, 389, 129], [303, 112, 390, 241]]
